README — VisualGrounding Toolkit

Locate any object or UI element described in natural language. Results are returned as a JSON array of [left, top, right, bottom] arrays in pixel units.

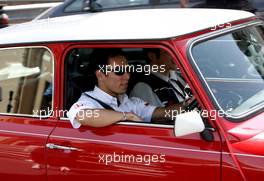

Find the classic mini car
[[0, 8, 264, 181]]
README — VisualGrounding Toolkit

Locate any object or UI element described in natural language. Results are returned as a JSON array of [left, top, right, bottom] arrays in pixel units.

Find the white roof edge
[[0, 9, 256, 45]]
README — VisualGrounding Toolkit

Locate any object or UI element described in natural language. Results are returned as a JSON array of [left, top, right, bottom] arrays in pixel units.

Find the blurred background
[[0, 0, 264, 28], [1, 0, 61, 25]]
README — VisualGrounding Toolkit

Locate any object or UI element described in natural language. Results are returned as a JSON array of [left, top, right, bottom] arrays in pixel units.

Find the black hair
[[143, 48, 161, 63], [89, 48, 125, 74]]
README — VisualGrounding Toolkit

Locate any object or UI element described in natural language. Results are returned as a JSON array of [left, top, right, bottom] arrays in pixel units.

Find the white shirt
[[130, 70, 188, 107], [67, 86, 156, 128], [154, 70, 187, 102]]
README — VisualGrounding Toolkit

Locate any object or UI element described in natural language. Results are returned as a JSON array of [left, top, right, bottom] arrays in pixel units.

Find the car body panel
[[173, 19, 264, 180], [0, 116, 57, 181], [46, 120, 221, 180]]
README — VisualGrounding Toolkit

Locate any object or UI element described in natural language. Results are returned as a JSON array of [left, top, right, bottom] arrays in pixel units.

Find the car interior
[[64, 48, 149, 112], [64, 48, 206, 126]]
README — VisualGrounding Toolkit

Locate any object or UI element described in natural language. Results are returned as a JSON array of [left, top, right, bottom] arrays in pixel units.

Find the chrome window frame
[[60, 117, 174, 128]]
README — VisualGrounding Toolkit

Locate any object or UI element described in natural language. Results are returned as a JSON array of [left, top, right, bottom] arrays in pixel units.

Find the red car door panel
[[46, 120, 221, 181], [0, 117, 56, 181]]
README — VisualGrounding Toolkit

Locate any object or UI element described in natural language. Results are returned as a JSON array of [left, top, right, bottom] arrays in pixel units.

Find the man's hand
[[183, 96, 196, 109], [151, 96, 197, 121], [126, 112, 143, 122]]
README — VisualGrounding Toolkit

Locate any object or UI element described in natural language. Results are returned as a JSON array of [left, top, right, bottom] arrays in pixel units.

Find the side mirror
[[83, 0, 102, 12], [174, 111, 205, 137]]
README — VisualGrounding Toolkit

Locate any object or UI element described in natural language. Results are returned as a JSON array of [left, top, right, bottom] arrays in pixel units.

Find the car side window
[[64, 48, 146, 111], [64, 0, 84, 13], [64, 47, 194, 126], [0, 47, 53, 116]]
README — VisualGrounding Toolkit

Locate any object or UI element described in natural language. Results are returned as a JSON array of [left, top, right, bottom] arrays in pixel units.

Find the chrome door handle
[[46, 143, 79, 151]]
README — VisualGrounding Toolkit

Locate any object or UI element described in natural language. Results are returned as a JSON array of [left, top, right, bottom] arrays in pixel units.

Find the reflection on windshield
[[192, 25, 264, 119]]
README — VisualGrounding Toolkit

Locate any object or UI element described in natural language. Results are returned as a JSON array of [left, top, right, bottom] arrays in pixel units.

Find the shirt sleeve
[[67, 100, 99, 129], [129, 97, 156, 122], [129, 82, 162, 107]]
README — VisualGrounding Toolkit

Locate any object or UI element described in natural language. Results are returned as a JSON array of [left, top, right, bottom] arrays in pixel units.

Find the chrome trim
[[234, 153, 264, 158], [222, 151, 264, 159], [117, 121, 174, 128], [59, 117, 174, 129], [51, 135, 220, 154], [0, 46, 55, 119], [206, 78, 264, 83], [2, 129, 264, 159], [187, 20, 264, 120], [0, 129, 47, 137], [46, 143, 80, 151]]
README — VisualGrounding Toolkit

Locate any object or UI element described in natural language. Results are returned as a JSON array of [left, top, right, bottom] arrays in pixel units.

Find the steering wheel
[[218, 91, 243, 111], [183, 87, 200, 111], [185, 98, 200, 111]]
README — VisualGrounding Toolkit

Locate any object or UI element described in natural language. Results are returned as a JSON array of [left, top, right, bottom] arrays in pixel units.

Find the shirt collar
[[168, 70, 179, 81], [90, 86, 126, 107], [152, 70, 178, 82]]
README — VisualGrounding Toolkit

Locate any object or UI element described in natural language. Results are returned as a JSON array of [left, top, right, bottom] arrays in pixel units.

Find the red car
[[0, 8, 263, 181]]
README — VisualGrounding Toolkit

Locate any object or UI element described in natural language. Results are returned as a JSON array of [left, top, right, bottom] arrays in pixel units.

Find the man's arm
[[76, 109, 142, 127], [151, 96, 195, 121], [151, 103, 183, 121]]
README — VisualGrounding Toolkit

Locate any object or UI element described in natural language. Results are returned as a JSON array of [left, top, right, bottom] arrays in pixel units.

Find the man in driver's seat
[[67, 48, 193, 128], [130, 48, 191, 107]]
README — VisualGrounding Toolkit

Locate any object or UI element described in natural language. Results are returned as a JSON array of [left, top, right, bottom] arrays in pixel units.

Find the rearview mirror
[[174, 111, 205, 137]]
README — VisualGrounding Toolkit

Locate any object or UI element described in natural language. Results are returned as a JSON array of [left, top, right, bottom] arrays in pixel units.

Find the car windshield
[[191, 25, 264, 119]]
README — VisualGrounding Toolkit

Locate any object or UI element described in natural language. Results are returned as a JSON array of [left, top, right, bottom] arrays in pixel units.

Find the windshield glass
[[191, 25, 264, 119]]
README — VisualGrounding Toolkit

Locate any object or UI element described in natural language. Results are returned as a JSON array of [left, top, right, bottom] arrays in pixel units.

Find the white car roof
[[0, 8, 255, 45]]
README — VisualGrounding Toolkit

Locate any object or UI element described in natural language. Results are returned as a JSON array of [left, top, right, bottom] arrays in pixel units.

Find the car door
[[46, 121, 222, 181], [46, 45, 222, 181], [0, 46, 56, 181]]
